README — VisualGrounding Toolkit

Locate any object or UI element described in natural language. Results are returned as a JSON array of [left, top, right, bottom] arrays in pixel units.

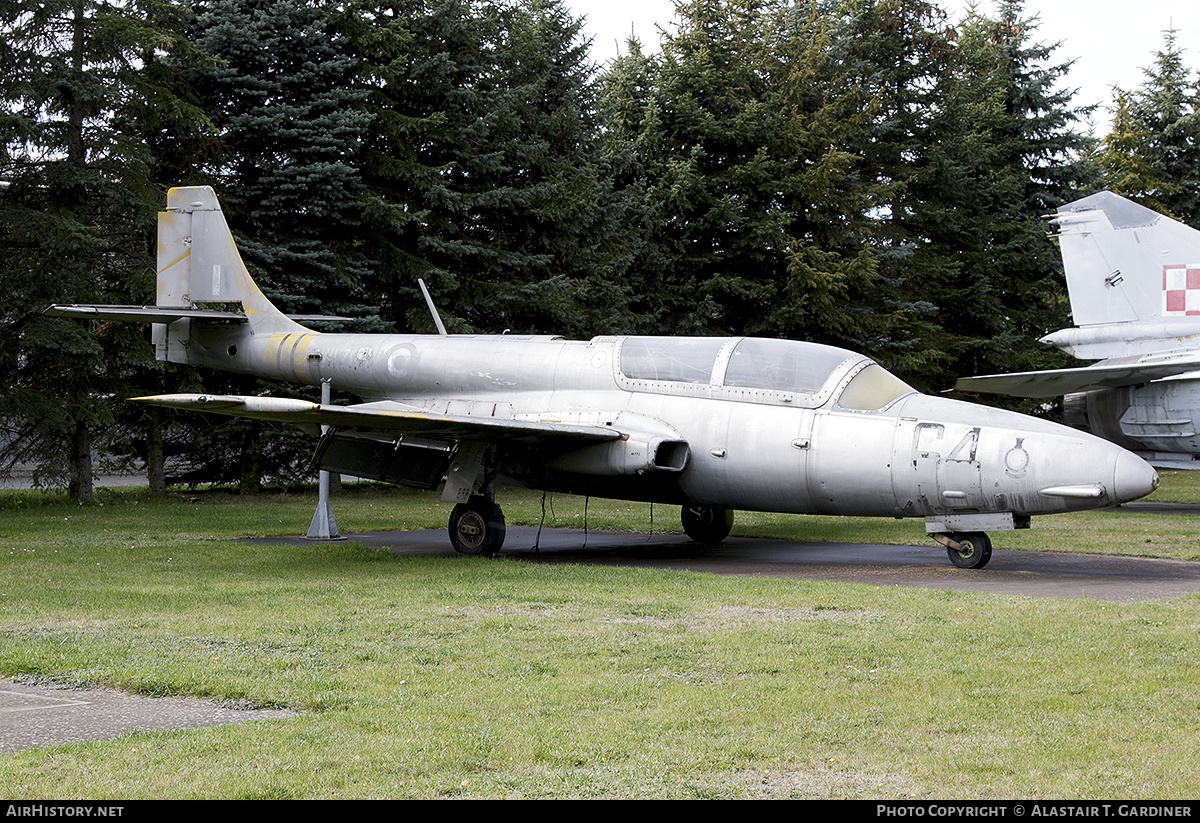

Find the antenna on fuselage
[[417, 278, 449, 336]]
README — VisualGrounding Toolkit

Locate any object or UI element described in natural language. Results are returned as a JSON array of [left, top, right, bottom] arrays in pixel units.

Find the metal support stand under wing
[[307, 379, 343, 541]]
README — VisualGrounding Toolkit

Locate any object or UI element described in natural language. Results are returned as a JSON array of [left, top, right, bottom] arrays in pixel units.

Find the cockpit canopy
[[617, 336, 914, 411], [724, 337, 851, 394]]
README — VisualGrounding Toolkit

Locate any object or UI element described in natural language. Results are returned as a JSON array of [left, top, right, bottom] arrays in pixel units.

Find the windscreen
[[836, 364, 915, 410]]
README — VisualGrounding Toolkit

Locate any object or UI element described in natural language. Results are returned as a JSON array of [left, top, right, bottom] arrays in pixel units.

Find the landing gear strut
[[681, 505, 734, 543], [448, 495, 506, 557]]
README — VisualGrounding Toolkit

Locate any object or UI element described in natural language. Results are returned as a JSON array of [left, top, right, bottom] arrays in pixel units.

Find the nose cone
[[1113, 450, 1159, 504]]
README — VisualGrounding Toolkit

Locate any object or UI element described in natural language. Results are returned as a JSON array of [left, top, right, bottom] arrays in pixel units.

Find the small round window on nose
[[227, 345, 238, 357]]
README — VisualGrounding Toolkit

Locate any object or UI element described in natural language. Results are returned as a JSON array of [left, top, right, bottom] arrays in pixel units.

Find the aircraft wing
[[133, 393, 623, 446], [955, 357, 1200, 398]]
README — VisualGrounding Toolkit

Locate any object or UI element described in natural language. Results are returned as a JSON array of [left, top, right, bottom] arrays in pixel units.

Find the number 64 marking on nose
[[913, 423, 980, 463]]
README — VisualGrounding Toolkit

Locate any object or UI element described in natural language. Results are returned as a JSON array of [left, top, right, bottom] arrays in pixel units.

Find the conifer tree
[[0, 0, 197, 499], [879, 1, 1094, 398], [828, 0, 958, 382], [1095, 29, 1200, 225], [348, 0, 486, 331], [595, 36, 675, 335], [175, 0, 374, 490], [600, 0, 888, 346], [186, 0, 372, 317], [351, 0, 625, 337], [479, 0, 632, 335]]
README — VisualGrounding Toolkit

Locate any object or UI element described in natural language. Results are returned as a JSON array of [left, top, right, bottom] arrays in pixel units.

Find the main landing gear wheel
[[945, 531, 992, 570], [448, 496, 506, 557], [681, 505, 734, 544]]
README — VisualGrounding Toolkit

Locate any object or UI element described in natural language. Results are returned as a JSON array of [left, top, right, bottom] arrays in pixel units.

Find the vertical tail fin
[[1054, 191, 1200, 327], [155, 186, 307, 362]]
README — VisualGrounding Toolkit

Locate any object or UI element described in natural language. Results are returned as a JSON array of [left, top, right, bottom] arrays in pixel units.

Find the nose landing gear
[[932, 531, 993, 569], [681, 505, 735, 544]]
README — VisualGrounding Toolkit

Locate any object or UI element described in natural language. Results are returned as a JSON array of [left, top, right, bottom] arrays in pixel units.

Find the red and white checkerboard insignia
[[1162, 264, 1200, 315]]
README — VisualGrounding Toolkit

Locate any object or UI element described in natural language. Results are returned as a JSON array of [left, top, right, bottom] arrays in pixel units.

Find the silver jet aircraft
[[957, 191, 1200, 470], [49, 187, 1159, 569]]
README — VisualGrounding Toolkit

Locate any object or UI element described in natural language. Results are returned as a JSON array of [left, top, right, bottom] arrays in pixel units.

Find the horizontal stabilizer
[[45, 304, 246, 323], [955, 354, 1200, 398], [45, 304, 352, 325], [133, 393, 624, 446]]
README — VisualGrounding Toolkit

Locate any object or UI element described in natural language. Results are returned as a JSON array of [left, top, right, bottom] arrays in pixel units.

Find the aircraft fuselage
[[181, 323, 1156, 523]]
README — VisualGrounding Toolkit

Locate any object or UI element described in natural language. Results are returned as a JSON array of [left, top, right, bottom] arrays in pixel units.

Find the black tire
[[946, 532, 992, 570], [448, 497, 506, 557], [681, 505, 734, 543]]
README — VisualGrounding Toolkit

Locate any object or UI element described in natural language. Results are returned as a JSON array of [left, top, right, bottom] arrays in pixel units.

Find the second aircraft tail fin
[[1054, 191, 1200, 328]]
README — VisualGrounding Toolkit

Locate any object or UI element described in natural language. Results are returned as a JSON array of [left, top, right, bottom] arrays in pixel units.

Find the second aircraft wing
[[955, 354, 1200, 398]]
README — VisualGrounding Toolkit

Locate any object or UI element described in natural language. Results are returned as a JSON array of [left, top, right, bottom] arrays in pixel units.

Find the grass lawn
[[0, 473, 1197, 799]]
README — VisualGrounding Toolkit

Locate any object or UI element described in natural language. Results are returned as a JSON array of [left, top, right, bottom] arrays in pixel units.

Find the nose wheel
[[940, 531, 992, 569], [681, 505, 734, 543]]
